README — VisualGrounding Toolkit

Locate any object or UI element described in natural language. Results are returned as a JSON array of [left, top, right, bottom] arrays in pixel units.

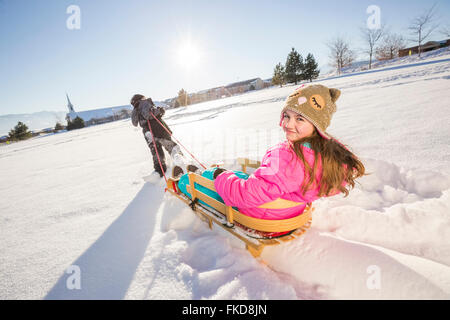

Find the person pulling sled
[[130, 94, 192, 180]]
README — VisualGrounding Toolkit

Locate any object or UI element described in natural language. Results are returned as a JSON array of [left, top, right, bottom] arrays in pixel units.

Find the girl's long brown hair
[[290, 130, 366, 197]]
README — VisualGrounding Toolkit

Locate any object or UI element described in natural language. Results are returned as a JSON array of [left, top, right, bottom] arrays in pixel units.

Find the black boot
[[155, 164, 167, 177], [187, 164, 201, 174], [172, 165, 184, 179]]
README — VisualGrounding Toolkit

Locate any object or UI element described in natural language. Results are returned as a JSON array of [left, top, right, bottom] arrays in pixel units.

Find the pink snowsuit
[[214, 140, 328, 220]]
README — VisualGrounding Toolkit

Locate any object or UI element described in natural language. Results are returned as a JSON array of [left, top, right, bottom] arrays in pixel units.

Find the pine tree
[[272, 63, 286, 87], [285, 48, 304, 85], [67, 116, 85, 131], [304, 53, 320, 82], [297, 53, 305, 83], [8, 121, 32, 141]]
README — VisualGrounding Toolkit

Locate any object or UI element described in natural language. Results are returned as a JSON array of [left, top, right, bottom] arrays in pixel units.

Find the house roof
[[163, 77, 265, 102], [225, 78, 261, 88], [66, 105, 132, 122], [401, 39, 450, 51], [66, 101, 169, 122]]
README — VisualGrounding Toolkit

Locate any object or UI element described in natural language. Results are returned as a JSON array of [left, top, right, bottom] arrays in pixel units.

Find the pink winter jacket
[[214, 140, 327, 220]]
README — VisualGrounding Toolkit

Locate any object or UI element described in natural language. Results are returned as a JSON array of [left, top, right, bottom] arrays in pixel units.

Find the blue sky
[[0, 0, 449, 114]]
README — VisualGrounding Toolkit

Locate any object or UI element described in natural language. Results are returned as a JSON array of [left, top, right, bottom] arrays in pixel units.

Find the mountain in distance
[[0, 110, 67, 136]]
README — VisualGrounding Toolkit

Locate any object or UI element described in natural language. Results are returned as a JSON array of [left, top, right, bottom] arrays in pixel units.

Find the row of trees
[[5, 109, 137, 143], [328, 3, 448, 75], [272, 50, 320, 87], [5, 117, 85, 142], [328, 27, 411, 76]]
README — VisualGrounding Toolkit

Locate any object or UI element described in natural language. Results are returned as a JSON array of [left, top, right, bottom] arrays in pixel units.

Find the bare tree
[[376, 32, 407, 60], [326, 37, 355, 76], [408, 3, 439, 57], [361, 25, 385, 69], [440, 25, 450, 38]]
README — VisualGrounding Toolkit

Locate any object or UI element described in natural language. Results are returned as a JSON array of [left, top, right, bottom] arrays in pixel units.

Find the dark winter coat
[[131, 98, 172, 139]]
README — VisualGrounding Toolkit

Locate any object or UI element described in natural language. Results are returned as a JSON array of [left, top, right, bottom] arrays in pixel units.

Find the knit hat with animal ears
[[279, 84, 341, 140]]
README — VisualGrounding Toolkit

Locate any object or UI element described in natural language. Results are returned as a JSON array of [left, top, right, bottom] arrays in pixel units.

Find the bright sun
[[176, 41, 202, 70]]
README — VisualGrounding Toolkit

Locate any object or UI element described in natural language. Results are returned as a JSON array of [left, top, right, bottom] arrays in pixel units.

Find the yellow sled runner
[[165, 158, 313, 259]]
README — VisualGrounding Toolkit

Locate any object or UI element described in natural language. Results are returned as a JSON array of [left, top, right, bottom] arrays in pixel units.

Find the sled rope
[[147, 119, 168, 184], [149, 111, 207, 170]]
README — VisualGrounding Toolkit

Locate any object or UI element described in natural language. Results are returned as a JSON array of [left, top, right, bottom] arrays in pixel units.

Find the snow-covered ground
[[1, 49, 450, 300]]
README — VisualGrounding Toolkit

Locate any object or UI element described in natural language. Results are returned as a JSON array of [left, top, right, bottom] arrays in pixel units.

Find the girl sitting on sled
[[175, 84, 365, 224]]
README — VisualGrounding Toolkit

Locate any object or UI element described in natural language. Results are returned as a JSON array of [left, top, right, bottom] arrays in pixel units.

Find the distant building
[[66, 93, 75, 113], [165, 77, 272, 108], [40, 127, 54, 133], [188, 86, 232, 105], [225, 77, 268, 95], [399, 39, 450, 57], [66, 104, 133, 126], [64, 94, 168, 127]]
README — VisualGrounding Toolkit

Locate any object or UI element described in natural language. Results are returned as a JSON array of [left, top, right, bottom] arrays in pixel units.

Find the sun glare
[[176, 41, 202, 70]]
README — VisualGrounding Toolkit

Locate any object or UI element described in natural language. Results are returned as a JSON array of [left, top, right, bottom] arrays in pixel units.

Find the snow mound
[[123, 158, 450, 300], [313, 158, 450, 267]]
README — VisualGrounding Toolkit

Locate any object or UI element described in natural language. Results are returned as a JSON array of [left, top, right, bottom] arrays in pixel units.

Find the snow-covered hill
[[1, 48, 450, 299]]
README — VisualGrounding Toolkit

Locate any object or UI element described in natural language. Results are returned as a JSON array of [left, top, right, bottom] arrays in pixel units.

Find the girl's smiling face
[[282, 109, 315, 142]]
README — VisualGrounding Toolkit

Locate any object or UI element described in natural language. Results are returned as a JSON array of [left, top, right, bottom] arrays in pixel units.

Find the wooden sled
[[165, 158, 313, 258]]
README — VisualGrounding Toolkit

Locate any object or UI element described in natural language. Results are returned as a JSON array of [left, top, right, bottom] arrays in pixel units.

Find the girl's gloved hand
[[213, 168, 227, 180]]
